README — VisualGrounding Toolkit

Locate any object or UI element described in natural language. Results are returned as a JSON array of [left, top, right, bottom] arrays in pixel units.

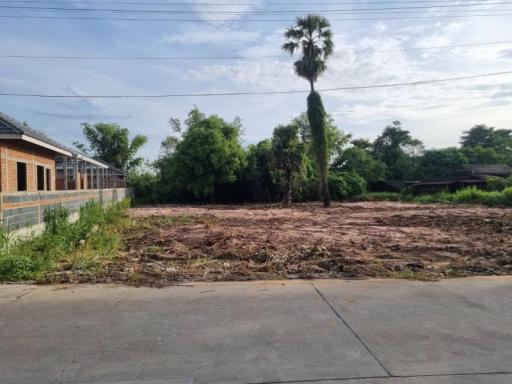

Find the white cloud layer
[[2, 1, 512, 159]]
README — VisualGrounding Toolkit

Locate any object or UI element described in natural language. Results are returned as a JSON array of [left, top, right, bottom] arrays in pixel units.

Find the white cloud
[[161, 26, 260, 45], [188, 0, 265, 22]]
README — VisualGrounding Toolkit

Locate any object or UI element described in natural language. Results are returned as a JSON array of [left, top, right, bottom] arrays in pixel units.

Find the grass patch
[[354, 187, 512, 207], [0, 199, 131, 282]]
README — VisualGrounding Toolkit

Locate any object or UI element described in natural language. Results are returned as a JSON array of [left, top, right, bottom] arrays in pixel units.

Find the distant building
[[0, 112, 130, 231], [410, 164, 512, 194]]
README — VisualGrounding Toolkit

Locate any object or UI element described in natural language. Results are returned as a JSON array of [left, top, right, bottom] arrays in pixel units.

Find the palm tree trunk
[[309, 79, 315, 92], [307, 91, 331, 208], [319, 162, 331, 208]]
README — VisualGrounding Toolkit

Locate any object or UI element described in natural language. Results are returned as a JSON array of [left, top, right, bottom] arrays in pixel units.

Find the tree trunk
[[307, 91, 331, 208], [283, 172, 292, 206]]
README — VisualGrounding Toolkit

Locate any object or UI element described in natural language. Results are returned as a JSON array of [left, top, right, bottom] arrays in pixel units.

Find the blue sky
[[1, 0, 512, 159]]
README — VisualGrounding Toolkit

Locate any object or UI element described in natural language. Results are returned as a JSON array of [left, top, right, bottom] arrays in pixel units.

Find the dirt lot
[[87, 202, 512, 286]]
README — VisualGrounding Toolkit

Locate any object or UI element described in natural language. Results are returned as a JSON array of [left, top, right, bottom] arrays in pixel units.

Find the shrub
[[351, 192, 402, 202], [340, 172, 367, 198], [485, 176, 507, 192], [328, 173, 348, 200], [329, 172, 367, 201]]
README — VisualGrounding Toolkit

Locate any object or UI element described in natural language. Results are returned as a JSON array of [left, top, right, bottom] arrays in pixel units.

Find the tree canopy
[[75, 122, 147, 171], [157, 108, 246, 200]]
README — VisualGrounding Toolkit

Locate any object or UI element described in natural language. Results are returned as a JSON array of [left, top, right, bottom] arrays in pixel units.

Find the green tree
[[157, 108, 246, 200], [461, 124, 512, 155], [461, 146, 503, 164], [283, 14, 334, 207], [416, 148, 468, 178], [271, 124, 305, 206], [74, 122, 147, 171], [333, 147, 387, 183], [372, 121, 422, 179], [351, 138, 373, 151], [243, 140, 277, 202]]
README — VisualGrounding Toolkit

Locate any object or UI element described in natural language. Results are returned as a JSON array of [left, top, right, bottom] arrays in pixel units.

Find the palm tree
[[283, 14, 334, 207]]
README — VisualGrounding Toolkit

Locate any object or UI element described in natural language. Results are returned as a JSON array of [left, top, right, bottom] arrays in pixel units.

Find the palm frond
[[282, 41, 299, 55], [283, 13, 334, 84]]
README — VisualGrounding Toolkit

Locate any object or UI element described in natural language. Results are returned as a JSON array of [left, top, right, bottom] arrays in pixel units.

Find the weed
[[0, 199, 131, 281]]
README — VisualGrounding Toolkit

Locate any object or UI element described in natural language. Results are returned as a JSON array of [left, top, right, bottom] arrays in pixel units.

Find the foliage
[[333, 146, 387, 183], [271, 124, 305, 205], [461, 146, 504, 164], [484, 176, 508, 192], [242, 140, 278, 202], [157, 108, 247, 200], [461, 125, 512, 152], [328, 172, 367, 200], [372, 121, 423, 179], [282, 14, 334, 92], [128, 169, 161, 205], [0, 200, 130, 281], [353, 187, 512, 207], [416, 147, 468, 179], [293, 112, 350, 160], [75, 122, 147, 171]]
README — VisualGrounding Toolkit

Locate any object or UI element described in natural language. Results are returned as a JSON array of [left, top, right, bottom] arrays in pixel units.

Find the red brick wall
[[0, 140, 56, 193]]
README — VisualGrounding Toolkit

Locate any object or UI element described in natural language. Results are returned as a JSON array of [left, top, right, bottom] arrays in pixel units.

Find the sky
[[1, 0, 512, 159]]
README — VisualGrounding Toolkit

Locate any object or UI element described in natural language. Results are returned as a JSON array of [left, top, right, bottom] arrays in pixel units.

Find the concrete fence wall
[[0, 188, 132, 232]]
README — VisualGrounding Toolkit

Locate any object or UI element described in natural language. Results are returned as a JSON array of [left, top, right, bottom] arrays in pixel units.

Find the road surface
[[1, 278, 511, 384]]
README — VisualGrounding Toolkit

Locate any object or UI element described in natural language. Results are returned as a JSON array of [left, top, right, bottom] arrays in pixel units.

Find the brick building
[[0, 112, 130, 231]]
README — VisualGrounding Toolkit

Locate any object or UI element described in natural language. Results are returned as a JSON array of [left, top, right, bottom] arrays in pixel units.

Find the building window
[[37, 165, 45, 191], [46, 169, 51, 191], [17, 162, 27, 191]]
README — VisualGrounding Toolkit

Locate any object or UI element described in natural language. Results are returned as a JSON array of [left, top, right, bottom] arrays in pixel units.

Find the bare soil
[[98, 202, 512, 286]]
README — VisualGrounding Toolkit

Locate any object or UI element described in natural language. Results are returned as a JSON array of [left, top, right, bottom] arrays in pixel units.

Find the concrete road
[[1, 278, 511, 384]]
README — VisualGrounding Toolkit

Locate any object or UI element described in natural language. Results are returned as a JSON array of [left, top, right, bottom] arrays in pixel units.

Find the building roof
[[463, 164, 512, 176], [0, 112, 122, 172], [0, 112, 73, 155]]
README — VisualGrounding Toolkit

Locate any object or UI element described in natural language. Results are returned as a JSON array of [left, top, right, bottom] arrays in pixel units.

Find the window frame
[[16, 162, 27, 192]]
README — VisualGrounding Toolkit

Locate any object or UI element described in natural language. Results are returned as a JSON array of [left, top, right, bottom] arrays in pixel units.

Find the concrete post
[[73, 157, 79, 190], [96, 165, 100, 190], [63, 157, 68, 191]]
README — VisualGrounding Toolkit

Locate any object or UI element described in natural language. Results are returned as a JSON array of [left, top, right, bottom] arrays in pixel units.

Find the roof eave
[[0, 133, 73, 156]]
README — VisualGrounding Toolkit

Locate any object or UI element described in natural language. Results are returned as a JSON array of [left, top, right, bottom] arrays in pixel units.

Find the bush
[[352, 187, 512, 207], [329, 172, 367, 201], [340, 172, 367, 198], [351, 192, 402, 202], [485, 176, 507, 191], [128, 171, 161, 205], [328, 173, 348, 200]]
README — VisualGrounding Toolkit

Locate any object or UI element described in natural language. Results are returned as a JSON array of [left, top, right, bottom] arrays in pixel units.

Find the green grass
[[0, 199, 131, 282], [354, 187, 512, 207]]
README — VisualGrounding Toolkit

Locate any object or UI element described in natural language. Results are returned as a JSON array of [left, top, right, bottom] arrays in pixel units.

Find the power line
[[2, 12, 512, 22], [1, 70, 511, 98], [0, 0, 503, 4], [1, 2, 512, 14], [2, 40, 511, 61]]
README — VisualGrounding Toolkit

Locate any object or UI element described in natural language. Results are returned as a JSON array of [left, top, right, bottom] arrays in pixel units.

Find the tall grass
[[355, 187, 512, 207], [0, 199, 130, 281]]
